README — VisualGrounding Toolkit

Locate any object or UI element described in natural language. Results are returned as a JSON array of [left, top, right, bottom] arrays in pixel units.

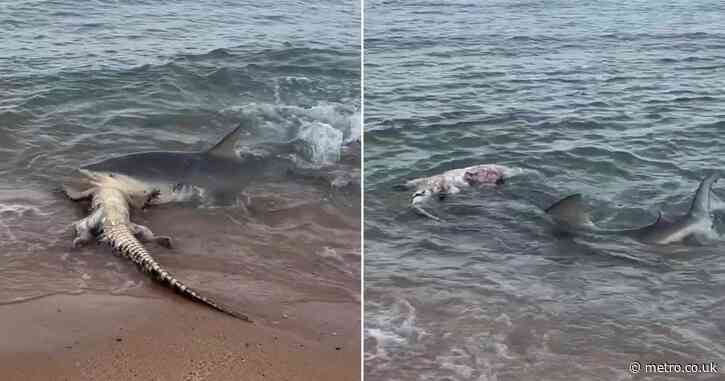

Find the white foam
[[319, 246, 343, 261], [225, 101, 359, 156], [437, 349, 476, 379], [502, 166, 533, 179], [0, 219, 17, 242], [295, 103, 359, 142], [0, 203, 50, 217], [0, 202, 53, 242], [296, 121, 343, 164], [365, 298, 425, 362], [346, 110, 361, 144], [365, 328, 406, 361]]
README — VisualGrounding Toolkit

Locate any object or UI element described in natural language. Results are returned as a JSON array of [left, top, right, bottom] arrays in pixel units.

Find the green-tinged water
[[0, 0, 361, 325], [365, 1, 725, 380]]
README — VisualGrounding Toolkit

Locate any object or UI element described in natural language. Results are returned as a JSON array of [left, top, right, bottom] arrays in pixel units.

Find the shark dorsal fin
[[545, 193, 595, 228], [688, 174, 720, 218], [654, 211, 664, 225], [205, 125, 245, 160], [651, 211, 671, 227]]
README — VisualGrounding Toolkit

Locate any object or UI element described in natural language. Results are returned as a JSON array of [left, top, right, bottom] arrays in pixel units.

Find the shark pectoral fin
[[545, 193, 594, 229], [132, 223, 173, 249]]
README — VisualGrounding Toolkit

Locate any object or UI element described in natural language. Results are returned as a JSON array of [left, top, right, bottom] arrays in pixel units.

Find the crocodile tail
[[101, 224, 252, 322]]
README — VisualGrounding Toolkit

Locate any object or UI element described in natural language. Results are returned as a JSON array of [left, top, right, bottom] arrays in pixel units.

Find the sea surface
[[364, 1, 725, 380], [0, 0, 360, 326]]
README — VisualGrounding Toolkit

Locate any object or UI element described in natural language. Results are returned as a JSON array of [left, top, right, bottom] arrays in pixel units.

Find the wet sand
[[0, 176, 360, 380], [0, 293, 359, 381]]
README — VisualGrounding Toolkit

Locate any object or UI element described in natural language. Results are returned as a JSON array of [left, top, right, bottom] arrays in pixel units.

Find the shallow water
[[365, 0, 725, 380], [0, 0, 360, 323]]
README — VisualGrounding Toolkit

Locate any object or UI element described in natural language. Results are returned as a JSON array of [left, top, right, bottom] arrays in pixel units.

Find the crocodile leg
[[72, 208, 103, 247], [132, 223, 173, 249], [72, 223, 94, 247]]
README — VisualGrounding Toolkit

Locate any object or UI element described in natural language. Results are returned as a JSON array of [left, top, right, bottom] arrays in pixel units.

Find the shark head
[[76, 124, 281, 205]]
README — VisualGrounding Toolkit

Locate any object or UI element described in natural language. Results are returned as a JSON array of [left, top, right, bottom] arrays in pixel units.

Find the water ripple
[[366, 0, 725, 379]]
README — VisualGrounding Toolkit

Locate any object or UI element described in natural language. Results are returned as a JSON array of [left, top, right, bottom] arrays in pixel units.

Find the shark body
[[546, 174, 719, 245], [82, 122, 301, 206]]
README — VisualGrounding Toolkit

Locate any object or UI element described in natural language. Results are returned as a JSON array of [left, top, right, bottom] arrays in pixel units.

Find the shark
[[80, 120, 303, 206], [545, 174, 720, 245]]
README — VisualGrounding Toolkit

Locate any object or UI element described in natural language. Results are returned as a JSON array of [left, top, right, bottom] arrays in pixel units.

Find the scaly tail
[[101, 224, 251, 322]]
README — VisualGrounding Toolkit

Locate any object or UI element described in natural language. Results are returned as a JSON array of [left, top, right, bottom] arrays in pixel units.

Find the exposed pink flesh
[[464, 168, 504, 184]]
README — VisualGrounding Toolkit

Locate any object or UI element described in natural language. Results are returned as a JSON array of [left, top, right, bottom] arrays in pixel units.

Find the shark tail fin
[[688, 173, 720, 218], [206, 117, 258, 159], [545, 193, 594, 228]]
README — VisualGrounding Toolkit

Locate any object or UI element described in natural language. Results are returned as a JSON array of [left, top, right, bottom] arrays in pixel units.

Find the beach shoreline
[[0, 292, 360, 381]]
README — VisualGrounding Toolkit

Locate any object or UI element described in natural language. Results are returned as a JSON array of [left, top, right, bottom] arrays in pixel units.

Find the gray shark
[[545, 174, 719, 245], [81, 120, 302, 205]]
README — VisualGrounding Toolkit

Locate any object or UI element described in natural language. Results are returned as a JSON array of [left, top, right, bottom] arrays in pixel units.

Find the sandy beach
[[0, 292, 359, 381], [1, 0, 361, 378], [0, 178, 361, 381]]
